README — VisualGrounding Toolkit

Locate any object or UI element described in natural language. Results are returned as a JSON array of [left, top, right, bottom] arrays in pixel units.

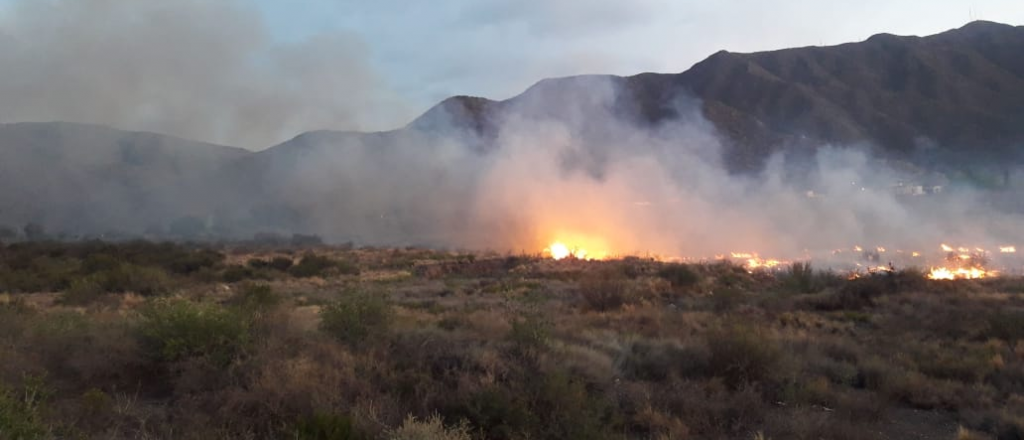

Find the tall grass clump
[[319, 290, 392, 346]]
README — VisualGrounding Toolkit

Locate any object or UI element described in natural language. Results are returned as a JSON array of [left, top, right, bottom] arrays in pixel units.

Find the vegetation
[[0, 240, 1022, 439]]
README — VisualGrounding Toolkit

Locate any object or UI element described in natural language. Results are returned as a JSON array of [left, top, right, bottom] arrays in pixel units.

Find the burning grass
[[1, 240, 1023, 439]]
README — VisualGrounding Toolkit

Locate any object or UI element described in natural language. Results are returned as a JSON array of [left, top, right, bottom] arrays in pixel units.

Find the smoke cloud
[[0, 0, 409, 148], [276, 74, 1024, 270]]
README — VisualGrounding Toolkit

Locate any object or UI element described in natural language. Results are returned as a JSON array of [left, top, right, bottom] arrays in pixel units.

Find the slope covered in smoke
[[263, 20, 1024, 172], [0, 122, 247, 235], [1, 21, 1024, 253]]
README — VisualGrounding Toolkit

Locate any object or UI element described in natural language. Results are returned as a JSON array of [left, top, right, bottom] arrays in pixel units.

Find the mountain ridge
[[1, 20, 1023, 238]]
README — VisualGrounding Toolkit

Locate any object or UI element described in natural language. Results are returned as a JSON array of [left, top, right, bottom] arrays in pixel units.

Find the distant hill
[[0, 122, 247, 234], [1, 21, 1023, 239]]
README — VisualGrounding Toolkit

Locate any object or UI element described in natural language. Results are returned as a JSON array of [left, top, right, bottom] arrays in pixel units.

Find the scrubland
[[1, 241, 1022, 439]]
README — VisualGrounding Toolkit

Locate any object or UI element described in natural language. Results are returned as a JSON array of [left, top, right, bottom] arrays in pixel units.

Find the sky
[[0, 0, 1022, 148]]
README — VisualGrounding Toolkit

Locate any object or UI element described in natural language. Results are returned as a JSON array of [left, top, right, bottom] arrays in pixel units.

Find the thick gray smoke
[[0, 6, 1021, 270], [452, 78, 1024, 262], [247, 74, 1024, 268], [0, 0, 409, 149]]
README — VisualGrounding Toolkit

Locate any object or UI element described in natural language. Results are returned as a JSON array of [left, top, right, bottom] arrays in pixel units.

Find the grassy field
[[0, 240, 1022, 439]]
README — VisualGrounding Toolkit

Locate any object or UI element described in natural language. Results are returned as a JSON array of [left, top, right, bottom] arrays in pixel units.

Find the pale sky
[[0, 0, 1022, 147], [254, 0, 1024, 105]]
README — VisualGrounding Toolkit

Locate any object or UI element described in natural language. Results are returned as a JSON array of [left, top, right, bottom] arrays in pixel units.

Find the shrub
[[578, 271, 631, 312], [657, 263, 701, 289], [222, 264, 256, 283], [291, 254, 359, 278], [248, 257, 295, 272], [615, 338, 710, 381], [319, 290, 392, 345], [707, 325, 782, 389], [508, 315, 551, 357], [528, 369, 616, 440], [0, 376, 51, 440], [386, 414, 472, 440], [229, 283, 281, 311], [293, 412, 365, 440], [99, 264, 171, 296], [137, 298, 250, 365], [986, 311, 1024, 349], [447, 388, 533, 439], [777, 262, 832, 294], [58, 276, 105, 306], [710, 287, 746, 312], [269, 257, 295, 271]]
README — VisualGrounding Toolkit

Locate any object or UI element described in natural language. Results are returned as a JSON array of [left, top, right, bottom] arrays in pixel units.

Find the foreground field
[[1, 241, 1023, 439]]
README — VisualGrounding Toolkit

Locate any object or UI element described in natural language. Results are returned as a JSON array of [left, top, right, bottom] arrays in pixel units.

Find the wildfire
[[544, 235, 612, 261], [546, 242, 590, 260], [928, 267, 990, 280], [1000, 246, 1017, 254], [730, 252, 787, 270], [941, 244, 954, 252]]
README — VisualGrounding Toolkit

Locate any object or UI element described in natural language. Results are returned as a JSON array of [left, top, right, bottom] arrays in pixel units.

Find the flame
[[544, 233, 611, 260], [928, 267, 990, 280], [876, 247, 886, 253], [1000, 246, 1017, 254], [941, 244, 954, 252], [730, 251, 788, 270], [911, 251, 921, 257], [546, 242, 595, 260]]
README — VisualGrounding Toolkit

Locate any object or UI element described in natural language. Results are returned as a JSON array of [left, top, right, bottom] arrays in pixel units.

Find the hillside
[[0, 122, 247, 235], [1, 21, 1023, 238]]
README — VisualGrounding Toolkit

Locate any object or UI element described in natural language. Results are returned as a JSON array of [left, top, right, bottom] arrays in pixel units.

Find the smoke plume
[[0, 0, 408, 148]]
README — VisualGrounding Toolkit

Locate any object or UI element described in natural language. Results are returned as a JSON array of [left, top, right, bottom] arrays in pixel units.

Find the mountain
[[0, 122, 247, 235], [1, 21, 1023, 239]]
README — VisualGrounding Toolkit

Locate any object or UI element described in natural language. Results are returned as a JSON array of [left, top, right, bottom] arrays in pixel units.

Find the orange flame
[[928, 267, 989, 280]]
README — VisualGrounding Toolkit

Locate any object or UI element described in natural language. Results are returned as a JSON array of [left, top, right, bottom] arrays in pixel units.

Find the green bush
[[447, 388, 533, 439], [58, 275, 106, 306], [229, 283, 281, 311], [386, 414, 471, 440], [319, 290, 392, 345], [578, 271, 631, 312], [778, 262, 833, 294], [508, 315, 551, 357], [657, 263, 701, 288], [293, 412, 365, 440], [99, 264, 171, 296], [222, 264, 256, 283], [706, 325, 782, 389], [249, 257, 295, 272], [528, 370, 616, 440], [986, 311, 1024, 349], [0, 376, 51, 440], [291, 254, 359, 278], [616, 339, 710, 381], [137, 298, 250, 365], [269, 257, 295, 271]]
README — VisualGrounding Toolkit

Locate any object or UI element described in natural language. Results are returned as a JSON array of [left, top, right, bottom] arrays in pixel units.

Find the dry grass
[[0, 241, 1020, 439]]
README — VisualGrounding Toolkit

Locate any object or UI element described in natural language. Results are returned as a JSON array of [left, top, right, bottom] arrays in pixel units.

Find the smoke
[[1, 14, 1022, 269], [331, 74, 1024, 264], [0, 0, 409, 149]]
